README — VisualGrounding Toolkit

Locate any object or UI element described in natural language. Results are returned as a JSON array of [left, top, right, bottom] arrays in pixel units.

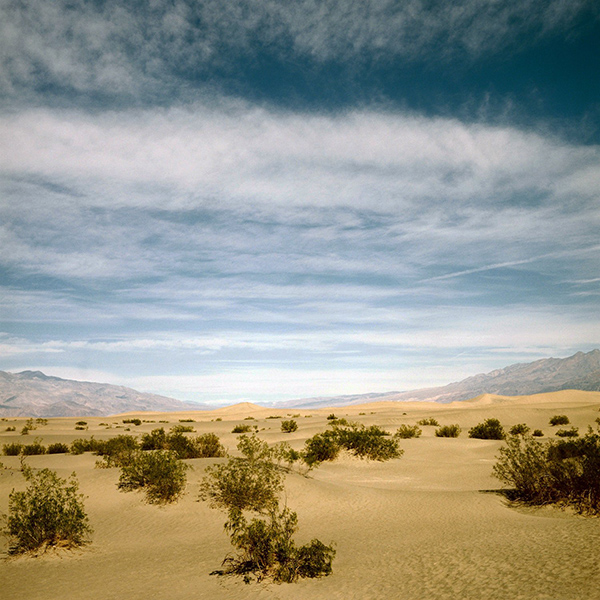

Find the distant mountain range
[[1, 349, 599, 416], [0, 371, 203, 417], [282, 349, 600, 409]]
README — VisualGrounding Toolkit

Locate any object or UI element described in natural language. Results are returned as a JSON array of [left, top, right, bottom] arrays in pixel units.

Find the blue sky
[[1, 1, 599, 405]]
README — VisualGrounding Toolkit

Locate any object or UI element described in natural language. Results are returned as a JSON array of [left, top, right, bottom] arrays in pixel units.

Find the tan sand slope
[[1, 390, 599, 600]]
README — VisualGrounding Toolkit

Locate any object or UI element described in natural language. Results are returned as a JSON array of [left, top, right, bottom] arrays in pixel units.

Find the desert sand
[[1, 390, 599, 600]]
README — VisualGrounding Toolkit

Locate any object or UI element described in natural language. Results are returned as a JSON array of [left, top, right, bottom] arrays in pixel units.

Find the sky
[[1, 0, 599, 406]]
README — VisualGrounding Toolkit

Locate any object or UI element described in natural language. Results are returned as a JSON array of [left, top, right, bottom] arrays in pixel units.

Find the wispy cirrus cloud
[[1, 0, 595, 104]]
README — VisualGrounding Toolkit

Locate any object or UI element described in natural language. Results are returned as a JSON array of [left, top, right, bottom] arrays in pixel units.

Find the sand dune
[[1, 390, 599, 599]]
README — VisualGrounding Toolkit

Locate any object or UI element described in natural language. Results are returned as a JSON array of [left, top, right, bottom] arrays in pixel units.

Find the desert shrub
[[163, 431, 199, 459], [47, 443, 70, 454], [302, 431, 341, 467], [179, 418, 195, 422], [170, 424, 194, 433], [3, 442, 24, 456], [118, 450, 188, 504], [141, 427, 168, 450], [35, 418, 48, 426], [141, 428, 225, 459], [5, 426, 16, 431], [22, 440, 46, 455], [435, 424, 461, 438], [232, 424, 252, 434], [122, 418, 142, 426], [555, 427, 579, 438], [214, 507, 335, 583], [20, 418, 36, 435], [469, 418, 505, 440], [509, 423, 531, 436], [76, 421, 88, 426], [326, 414, 337, 420], [70, 437, 103, 455], [266, 415, 282, 419], [193, 433, 227, 458], [395, 424, 422, 439], [549, 415, 569, 426], [200, 434, 335, 583], [417, 417, 440, 426], [333, 423, 401, 461], [494, 428, 600, 515], [200, 435, 283, 513], [272, 442, 301, 471], [94, 435, 139, 467], [281, 420, 298, 433], [4, 465, 92, 554], [532, 429, 544, 437], [327, 417, 349, 426]]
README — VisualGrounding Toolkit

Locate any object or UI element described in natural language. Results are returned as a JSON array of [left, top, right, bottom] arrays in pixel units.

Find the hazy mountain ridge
[[2, 350, 599, 416], [0, 370, 203, 417], [283, 349, 600, 409]]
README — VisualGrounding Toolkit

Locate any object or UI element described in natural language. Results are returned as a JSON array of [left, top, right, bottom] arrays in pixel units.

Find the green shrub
[[118, 450, 188, 504], [5, 426, 16, 432], [22, 440, 46, 455], [170, 424, 194, 433], [200, 434, 335, 583], [141, 428, 226, 459], [3, 442, 24, 456], [555, 427, 579, 438], [94, 435, 140, 467], [302, 431, 341, 467], [140, 427, 168, 451], [417, 417, 440, 426], [435, 424, 461, 438], [232, 424, 252, 434], [333, 423, 401, 461], [214, 507, 335, 583], [200, 435, 283, 513], [47, 443, 70, 454], [266, 415, 282, 419], [469, 418, 505, 440], [193, 433, 227, 458], [281, 420, 298, 433], [326, 414, 337, 420], [122, 418, 142, 426], [509, 423, 531, 436], [178, 419, 195, 422], [493, 428, 600, 515], [76, 421, 88, 426], [532, 429, 544, 437], [394, 424, 422, 439], [549, 415, 569, 426], [4, 465, 92, 554], [35, 418, 48, 426], [70, 437, 102, 455]]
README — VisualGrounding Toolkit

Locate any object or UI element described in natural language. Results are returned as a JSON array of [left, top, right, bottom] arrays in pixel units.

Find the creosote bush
[[417, 417, 440, 426], [118, 450, 188, 504], [549, 415, 570, 426], [200, 434, 335, 584], [493, 427, 600, 515], [170, 424, 194, 433], [47, 442, 70, 454], [140, 428, 226, 459], [555, 427, 579, 438], [395, 424, 422, 439], [22, 439, 47, 455], [3, 442, 24, 456], [4, 464, 92, 554], [232, 424, 253, 434], [435, 424, 461, 438], [469, 418, 505, 440], [280, 419, 298, 433], [532, 429, 544, 437], [509, 423, 531, 436]]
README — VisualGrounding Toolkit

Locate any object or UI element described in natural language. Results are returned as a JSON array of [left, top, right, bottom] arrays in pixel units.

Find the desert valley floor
[[1, 390, 599, 600]]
